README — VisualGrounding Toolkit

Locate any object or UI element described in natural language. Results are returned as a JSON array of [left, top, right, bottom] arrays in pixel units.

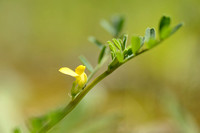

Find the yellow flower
[[59, 65, 87, 88]]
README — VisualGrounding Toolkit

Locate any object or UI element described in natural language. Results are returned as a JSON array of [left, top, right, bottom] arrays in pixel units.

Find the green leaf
[[29, 116, 48, 133], [145, 28, 157, 49], [28, 109, 64, 133], [28, 109, 63, 133], [159, 16, 171, 40], [160, 26, 171, 40], [88, 36, 104, 49], [13, 128, 21, 133], [146, 39, 158, 49], [47, 109, 63, 122], [118, 39, 124, 50], [101, 15, 124, 37], [79, 56, 94, 72], [170, 22, 183, 36], [131, 36, 142, 54], [108, 41, 116, 52], [111, 15, 125, 37], [159, 16, 183, 39], [116, 51, 124, 63], [98, 46, 106, 64], [108, 41, 116, 59], [123, 47, 133, 59], [122, 34, 128, 51], [112, 38, 122, 50], [145, 28, 156, 42], [118, 39, 123, 45], [139, 36, 145, 48], [100, 19, 115, 36], [110, 52, 115, 59], [159, 16, 171, 32]]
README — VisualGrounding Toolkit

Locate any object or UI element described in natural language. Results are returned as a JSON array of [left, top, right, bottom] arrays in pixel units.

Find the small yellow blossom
[[59, 65, 87, 88]]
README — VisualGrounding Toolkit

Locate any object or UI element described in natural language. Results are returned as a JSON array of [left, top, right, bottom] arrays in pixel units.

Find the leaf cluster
[[107, 16, 183, 70]]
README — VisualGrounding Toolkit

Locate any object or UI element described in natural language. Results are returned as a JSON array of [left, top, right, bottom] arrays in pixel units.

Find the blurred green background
[[0, 0, 200, 132]]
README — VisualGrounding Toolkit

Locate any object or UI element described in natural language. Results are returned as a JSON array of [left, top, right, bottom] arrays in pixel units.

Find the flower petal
[[75, 65, 86, 75], [59, 67, 79, 77]]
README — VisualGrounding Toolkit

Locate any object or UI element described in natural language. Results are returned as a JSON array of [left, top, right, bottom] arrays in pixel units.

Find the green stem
[[37, 68, 115, 133], [88, 54, 109, 82], [37, 47, 148, 133], [37, 42, 160, 133], [87, 64, 101, 82]]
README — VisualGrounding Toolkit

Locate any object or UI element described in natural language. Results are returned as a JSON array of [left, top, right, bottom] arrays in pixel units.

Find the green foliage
[[145, 28, 156, 41], [159, 16, 171, 40], [116, 51, 124, 63], [13, 128, 21, 133], [108, 41, 116, 59], [112, 38, 122, 50], [159, 16, 183, 40], [145, 28, 157, 48], [28, 109, 63, 133], [98, 46, 106, 63], [108, 41, 116, 53], [159, 16, 171, 36], [123, 47, 133, 59], [88, 36, 104, 49], [121, 34, 128, 51], [111, 16, 124, 37], [107, 38, 126, 64], [79, 56, 94, 72], [106, 15, 183, 71], [101, 15, 124, 37], [131, 36, 142, 54], [28, 116, 47, 133], [170, 22, 184, 36]]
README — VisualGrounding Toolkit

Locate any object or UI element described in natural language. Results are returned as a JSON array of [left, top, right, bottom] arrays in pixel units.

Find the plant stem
[[37, 68, 115, 133], [38, 43, 160, 133], [88, 54, 109, 82], [37, 47, 149, 133], [87, 64, 101, 82]]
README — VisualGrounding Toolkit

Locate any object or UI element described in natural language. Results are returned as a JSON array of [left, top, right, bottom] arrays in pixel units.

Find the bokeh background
[[0, 0, 200, 132]]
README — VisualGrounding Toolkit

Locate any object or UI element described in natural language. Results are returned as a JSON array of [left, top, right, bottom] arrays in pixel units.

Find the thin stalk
[[88, 54, 109, 82], [38, 41, 163, 133], [87, 64, 101, 82], [37, 68, 116, 133]]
